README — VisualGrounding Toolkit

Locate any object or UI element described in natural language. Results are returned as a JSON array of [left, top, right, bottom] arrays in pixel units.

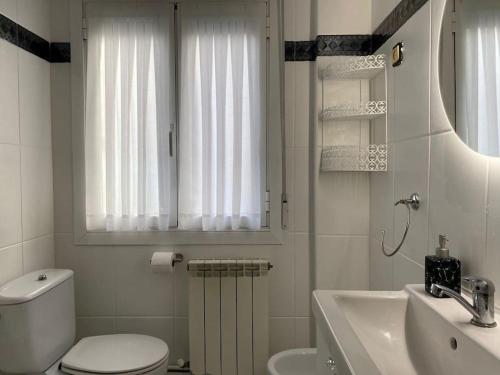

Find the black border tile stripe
[[17, 23, 50, 61], [316, 35, 372, 57], [285, 0, 429, 61], [50, 42, 71, 63], [285, 41, 316, 61], [0, 14, 17, 45], [372, 0, 428, 52], [0, 13, 70, 63]]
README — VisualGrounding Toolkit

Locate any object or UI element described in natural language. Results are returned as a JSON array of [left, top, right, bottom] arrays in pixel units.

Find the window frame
[[70, 0, 285, 245]]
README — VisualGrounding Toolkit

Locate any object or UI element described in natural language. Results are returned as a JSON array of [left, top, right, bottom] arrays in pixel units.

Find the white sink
[[313, 285, 500, 375]]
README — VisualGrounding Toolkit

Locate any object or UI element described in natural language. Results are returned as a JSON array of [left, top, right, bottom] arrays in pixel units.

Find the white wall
[[369, 0, 500, 305], [312, 0, 372, 292], [371, 0, 398, 31], [317, 0, 372, 34], [0, 1, 54, 287]]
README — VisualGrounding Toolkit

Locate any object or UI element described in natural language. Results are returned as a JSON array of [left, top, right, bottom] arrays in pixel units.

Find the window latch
[[169, 131, 173, 157], [281, 192, 288, 230], [83, 18, 88, 40]]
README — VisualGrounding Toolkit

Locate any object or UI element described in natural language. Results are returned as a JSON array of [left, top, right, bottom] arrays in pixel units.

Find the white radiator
[[188, 259, 271, 375]]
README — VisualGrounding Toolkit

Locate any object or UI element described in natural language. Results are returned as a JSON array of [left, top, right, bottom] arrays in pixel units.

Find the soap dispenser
[[425, 235, 461, 297]]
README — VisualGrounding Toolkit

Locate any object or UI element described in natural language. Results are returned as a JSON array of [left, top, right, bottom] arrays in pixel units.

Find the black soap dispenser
[[425, 235, 461, 297]]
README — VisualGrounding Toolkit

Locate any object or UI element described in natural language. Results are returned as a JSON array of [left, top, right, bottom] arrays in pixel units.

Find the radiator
[[188, 259, 271, 375]]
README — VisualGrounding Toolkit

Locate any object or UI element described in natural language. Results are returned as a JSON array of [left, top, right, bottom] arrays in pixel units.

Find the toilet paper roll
[[151, 252, 175, 273]]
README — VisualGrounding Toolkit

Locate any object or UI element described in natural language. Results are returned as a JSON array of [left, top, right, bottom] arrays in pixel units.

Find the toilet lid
[[61, 334, 169, 375]]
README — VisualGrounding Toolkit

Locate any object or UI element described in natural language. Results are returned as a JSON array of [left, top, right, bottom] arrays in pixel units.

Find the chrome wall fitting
[[381, 193, 420, 257], [172, 253, 184, 266], [431, 277, 497, 328]]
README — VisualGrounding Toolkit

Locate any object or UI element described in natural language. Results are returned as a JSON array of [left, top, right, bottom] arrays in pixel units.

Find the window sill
[[74, 228, 284, 246]]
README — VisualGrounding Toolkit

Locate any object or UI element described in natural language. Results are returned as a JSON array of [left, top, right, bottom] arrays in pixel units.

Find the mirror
[[440, 0, 500, 157]]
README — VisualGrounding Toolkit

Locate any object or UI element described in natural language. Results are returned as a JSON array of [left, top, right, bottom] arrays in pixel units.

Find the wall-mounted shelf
[[320, 144, 388, 172], [320, 101, 387, 121], [319, 54, 388, 172], [319, 54, 386, 80]]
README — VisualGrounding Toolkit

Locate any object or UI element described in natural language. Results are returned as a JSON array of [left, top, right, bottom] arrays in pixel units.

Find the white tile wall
[[51, 64, 73, 234], [369, 2, 435, 290], [291, 0, 373, 354], [393, 252, 424, 290], [17, 0, 51, 41], [0, 244, 23, 286], [22, 234, 55, 273], [428, 132, 488, 276], [21, 145, 54, 240], [370, 1, 500, 305], [0, 1, 54, 287], [487, 158, 500, 299], [371, 0, 398, 32], [50, 0, 70, 41], [0, 0, 17, 21], [369, 237, 393, 290], [0, 144, 23, 248], [388, 3, 430, 143], [269, 317, 296, 354], [114, 247, 175, 317], [393, 136, 430, 264], [316, 0, 372, 35], [19, 50, 52, 148], [0, 40, 20, 145], [316, 236, 369, 290], [312, 0, 372, 330]]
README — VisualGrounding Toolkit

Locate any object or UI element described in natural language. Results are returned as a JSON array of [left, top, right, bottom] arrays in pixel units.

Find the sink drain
[[449, 337, 458, 350]]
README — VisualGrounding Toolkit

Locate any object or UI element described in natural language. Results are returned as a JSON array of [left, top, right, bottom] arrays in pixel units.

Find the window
[[83, 1, 268, 233]]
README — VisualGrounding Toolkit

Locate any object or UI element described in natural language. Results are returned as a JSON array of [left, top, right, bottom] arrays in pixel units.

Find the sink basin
[[313, 285, 500, 375]]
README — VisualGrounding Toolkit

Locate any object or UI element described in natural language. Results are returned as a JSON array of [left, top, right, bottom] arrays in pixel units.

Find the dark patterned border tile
[[316, 35, 372, 56], [17, 23, 50, 61], [285, 41, 296, 61], [284, 40, 316, 61], [0, 13, 70, 63], [50, 42, 71, 63], [0, 14, 17, 45], [286, 0, 430, 61], [372, 0, 428, 52]]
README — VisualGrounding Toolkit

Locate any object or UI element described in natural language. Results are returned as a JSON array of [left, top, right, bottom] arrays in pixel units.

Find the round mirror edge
[[435, 0, 500, 158]]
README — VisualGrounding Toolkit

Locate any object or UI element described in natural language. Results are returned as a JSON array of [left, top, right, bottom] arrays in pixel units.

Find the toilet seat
[[61, 334, 169, 375]]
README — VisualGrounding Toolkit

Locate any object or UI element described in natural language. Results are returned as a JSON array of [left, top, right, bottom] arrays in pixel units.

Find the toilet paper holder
[[149, 253, 184, 267], [172, 253, 184, 265]]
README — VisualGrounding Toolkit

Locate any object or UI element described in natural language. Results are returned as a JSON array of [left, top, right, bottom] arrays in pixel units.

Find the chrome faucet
[[431, 276, 497, 328]]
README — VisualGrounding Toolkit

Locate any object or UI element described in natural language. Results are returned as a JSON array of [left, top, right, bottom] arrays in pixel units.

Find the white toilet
[[0, 269, 169, 375], [267, 348, 317, 375]]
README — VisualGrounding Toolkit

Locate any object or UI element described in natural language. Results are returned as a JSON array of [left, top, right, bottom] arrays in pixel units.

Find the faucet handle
[[462, 276, 495, 295]]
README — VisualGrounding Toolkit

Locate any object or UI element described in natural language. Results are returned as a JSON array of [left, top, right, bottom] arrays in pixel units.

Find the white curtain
[[178, 8, 265, 231], [85, 3, 176, 231], [456, 0, 500, 156]]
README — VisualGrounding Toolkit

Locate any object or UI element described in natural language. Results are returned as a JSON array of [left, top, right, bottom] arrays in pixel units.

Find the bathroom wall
[[371, 0, 399, 31], [311, 0, 372, 292], [0, 1, 54, 287], [369, 0, 500, 305]]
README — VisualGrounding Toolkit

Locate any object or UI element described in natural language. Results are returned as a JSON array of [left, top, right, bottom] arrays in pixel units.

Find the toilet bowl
[[44, 334, 169, 375], [0, 270, 169, 375], [59, 334, 168, 375], [267, 348, 317, 375]]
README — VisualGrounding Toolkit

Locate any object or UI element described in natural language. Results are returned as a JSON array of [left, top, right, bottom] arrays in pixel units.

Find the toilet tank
[[0, 269, 76, 374]]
